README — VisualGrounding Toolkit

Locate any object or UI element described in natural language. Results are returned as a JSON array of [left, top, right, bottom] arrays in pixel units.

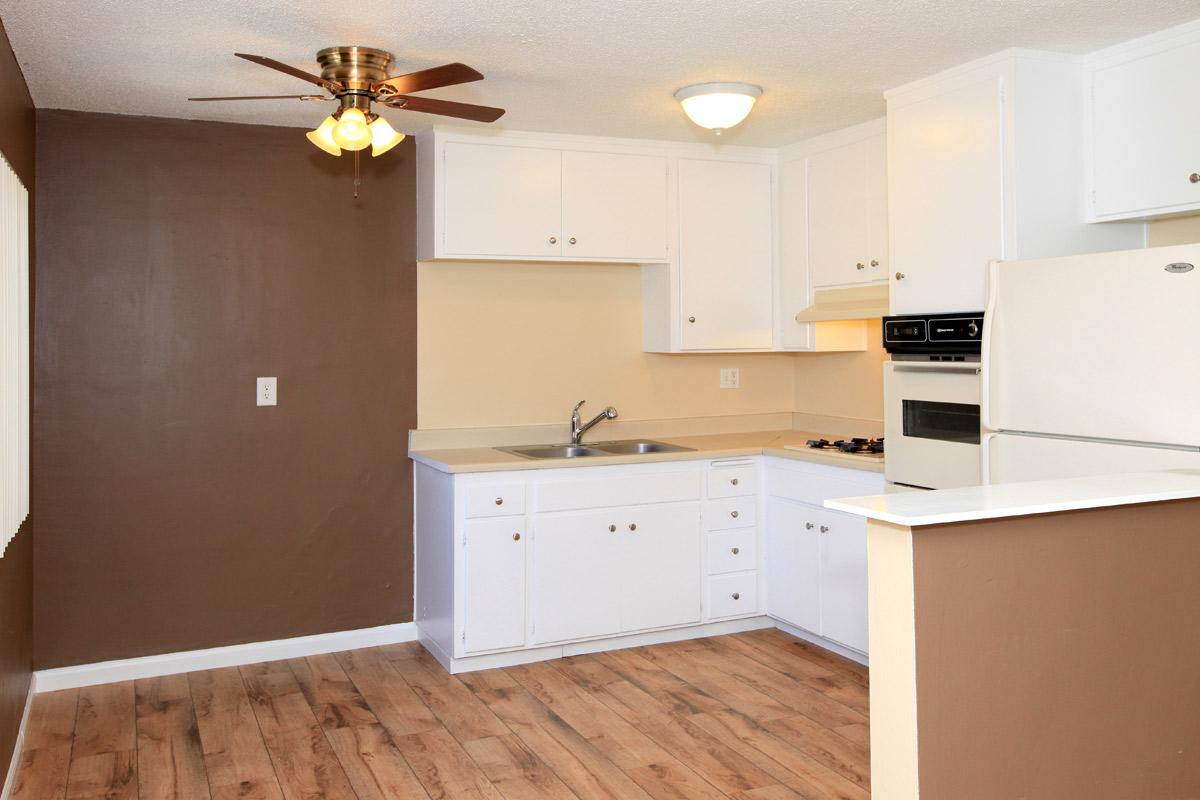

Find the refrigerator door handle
[[980, 259, 1002, 434]]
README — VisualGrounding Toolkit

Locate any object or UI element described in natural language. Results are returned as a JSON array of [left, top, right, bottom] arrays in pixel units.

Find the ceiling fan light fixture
[[674, 82, 762, 132], [369, 116, 405, 157], [306, 115, 342, 155], [332, 107, 372, 151]]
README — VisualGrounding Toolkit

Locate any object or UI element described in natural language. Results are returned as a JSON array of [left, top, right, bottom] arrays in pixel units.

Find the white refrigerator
[[982, 243, 1200, 483]]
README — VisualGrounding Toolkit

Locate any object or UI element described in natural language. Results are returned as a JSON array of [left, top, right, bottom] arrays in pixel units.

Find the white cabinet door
[[818, 509, 869, 653], [531, 509, 622, 644], [443, 142, 562, 258], [678, 159, 774, 350], [807, 139, 868, 288], [865, 131, 889, 282], [620, 503, 702, 632], [463, 518, 527, 653], [561, 151, 668, 261], [889, 76, 1004, 314], [765, 497, 821, 633], [1090, 38, 1200, 220]]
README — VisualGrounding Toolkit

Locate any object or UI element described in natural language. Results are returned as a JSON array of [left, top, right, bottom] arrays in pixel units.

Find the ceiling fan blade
[[188, 94, 329, 101], [234, 53, 341, 91], [382, 94, 505, 123], [373, 62, 483, 95]]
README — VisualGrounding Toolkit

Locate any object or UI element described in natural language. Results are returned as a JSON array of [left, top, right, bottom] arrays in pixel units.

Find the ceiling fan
[[190, 47, 505, 158]]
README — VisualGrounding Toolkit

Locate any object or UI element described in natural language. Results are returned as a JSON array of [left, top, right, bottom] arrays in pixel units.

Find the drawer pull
[[820, 525, 830, 533], [730, 478, 739, 486], [494, 497, 504, 506], [805, 522, 814, 530], [730, 510, 739, 519], [629, 523, 637, 532], [1191, 173, 1200, 184], [608, 524, 617, 533], [731, 592, 741, 600], [512, 533, 521, 541], [731, 547, 740, 555]]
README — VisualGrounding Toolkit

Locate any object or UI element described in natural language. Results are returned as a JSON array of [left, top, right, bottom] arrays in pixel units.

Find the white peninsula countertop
[[826, 469, 1200, 526]]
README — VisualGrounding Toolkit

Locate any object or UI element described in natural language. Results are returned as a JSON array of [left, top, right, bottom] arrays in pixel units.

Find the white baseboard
[[0, 681, 34, 800], [32, 622, 418, 693], [771, 618, 869, 666]]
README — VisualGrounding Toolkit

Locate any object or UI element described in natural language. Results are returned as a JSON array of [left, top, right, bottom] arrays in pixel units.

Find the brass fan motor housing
[[316, 46, 393, 92]]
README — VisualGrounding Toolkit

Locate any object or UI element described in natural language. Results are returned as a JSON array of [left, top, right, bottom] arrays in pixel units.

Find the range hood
[[794, 283, 889, 322]]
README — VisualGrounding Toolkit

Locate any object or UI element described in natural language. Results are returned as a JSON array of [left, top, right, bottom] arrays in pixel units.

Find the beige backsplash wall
[[793, 319, 886, 423], [418, 261, 797, 429]]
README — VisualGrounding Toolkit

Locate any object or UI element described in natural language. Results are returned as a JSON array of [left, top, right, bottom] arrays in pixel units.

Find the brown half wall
[[912, 499, 1200, 799], [33, 109, 416, 669], [0, 13, 35, 785]]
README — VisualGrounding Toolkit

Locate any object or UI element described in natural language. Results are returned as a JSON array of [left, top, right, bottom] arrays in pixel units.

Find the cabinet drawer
[[707, 572, 759, 619], [707, 530, 757, 575], [707, 465, 757, 498], [705, 497, 756, 531], [536, 470, 701, 513], [465, 483, 527, 518]]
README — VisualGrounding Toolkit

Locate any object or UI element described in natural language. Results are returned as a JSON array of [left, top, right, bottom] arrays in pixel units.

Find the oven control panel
[[883, 312, 984, 357]]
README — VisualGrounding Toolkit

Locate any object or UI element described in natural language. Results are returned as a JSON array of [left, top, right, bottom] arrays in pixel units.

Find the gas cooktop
[[805, 437, 885, 455]]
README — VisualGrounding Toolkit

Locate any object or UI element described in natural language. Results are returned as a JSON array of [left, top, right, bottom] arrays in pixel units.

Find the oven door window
[[902, 400, 980, 445]]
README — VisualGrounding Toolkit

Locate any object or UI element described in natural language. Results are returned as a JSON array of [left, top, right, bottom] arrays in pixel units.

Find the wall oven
[[883, 313, 983, 490]]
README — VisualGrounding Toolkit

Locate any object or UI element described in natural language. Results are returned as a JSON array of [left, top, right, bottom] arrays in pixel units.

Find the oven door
[[884, 361, 982, 489]]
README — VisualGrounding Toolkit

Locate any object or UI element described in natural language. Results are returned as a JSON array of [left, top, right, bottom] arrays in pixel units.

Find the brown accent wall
[[0, 14, 34, 786], [33, 110, 416, 669], [911, 500, 1200, 799]]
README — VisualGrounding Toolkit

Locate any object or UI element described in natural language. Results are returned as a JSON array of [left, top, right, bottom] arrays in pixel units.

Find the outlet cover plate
[[720, 368, 740, 389]]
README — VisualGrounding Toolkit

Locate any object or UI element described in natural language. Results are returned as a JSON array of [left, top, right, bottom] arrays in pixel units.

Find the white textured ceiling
[[1, 0, 1197, 146]]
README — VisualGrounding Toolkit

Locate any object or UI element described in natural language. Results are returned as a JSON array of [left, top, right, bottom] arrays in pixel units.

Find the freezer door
[[983, 243, 1200, 447], [984, 432, 1200, 484]]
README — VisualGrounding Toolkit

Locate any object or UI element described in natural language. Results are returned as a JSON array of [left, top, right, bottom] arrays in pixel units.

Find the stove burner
[[806, 437, 885, 455]]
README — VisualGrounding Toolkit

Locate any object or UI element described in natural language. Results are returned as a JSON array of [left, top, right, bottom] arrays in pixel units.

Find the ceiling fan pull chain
[[354, 149, 361, 199]]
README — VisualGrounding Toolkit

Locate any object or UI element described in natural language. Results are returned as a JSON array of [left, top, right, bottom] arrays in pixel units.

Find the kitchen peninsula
[[828, 470, 1200, 800]]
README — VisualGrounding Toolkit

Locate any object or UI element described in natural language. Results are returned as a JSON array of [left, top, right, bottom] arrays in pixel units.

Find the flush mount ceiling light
[[674, 82, 763, 134]]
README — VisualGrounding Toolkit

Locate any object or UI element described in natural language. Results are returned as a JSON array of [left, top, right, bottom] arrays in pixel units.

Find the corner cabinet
[[1087, 20, 1200, 221], [418, 132, 669, 263], [885, 49, 1145, 316]]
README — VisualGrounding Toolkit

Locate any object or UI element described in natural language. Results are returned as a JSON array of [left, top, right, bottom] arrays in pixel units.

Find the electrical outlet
[[257, 377, 277, 406], [720, 368, 740, 389]]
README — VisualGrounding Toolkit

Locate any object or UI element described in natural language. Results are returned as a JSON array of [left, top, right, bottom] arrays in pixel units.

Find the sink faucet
[[570, 400, 618, 445]]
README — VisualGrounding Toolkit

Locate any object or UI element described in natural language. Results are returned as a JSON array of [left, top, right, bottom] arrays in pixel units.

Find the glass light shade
[[305, 115, 342, 156], [369, 116, 406, 157], [674, 82, 762, 131], [332, 107, 371, 151]]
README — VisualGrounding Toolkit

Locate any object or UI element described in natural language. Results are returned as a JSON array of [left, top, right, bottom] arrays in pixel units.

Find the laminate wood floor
[[11, 628, 869, 800]]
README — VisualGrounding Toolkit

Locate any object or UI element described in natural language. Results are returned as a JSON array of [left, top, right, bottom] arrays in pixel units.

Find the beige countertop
[[409, 429, 885, 475]]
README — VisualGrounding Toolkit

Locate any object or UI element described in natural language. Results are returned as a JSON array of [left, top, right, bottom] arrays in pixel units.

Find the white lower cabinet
[[463, 518, 527, 653], [765, 498, 822, 633], [816, 508, 869, 653], [531, 502, 701, 644]]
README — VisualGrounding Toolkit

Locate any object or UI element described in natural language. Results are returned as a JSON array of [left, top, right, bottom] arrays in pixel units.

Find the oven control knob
[[967, 321, 980, 337]]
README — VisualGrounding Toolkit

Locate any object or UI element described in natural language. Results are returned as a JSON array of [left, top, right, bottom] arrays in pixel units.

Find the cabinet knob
[[730, 510, 739, 518], [820, 525, 830, 533], [870, 259, 880, 267], [608, 524, 617, 532], [730, 478, 738, 486], [512, 532, 521, 541], [688, 316, 696, 323], [1191, 173, 1200, 184], [628, 523, 637, 532], [895, 272, 906, 281], [569, 237, 577, 245], [494, 497, 504, 506], [805, 522, 814, 530], [731, 592, 741, 600], [549, 236, 557, 244], [731, 547, 740, 555], [855, 262, 865, 270]]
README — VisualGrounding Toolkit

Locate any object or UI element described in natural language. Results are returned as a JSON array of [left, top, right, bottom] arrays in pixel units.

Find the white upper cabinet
[[443, 142, 563, 259], [419, 132, 669, 263], [806, 125, 889, 288], [677, 158, 775, 350], [561, 150, 668, 261], [886, 50, 1145, 316], [1088, 21, 1200, 221]]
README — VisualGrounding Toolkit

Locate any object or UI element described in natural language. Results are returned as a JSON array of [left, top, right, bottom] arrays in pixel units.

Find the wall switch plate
[[720, 368, 740, 389], [257, 377, 277, 406]]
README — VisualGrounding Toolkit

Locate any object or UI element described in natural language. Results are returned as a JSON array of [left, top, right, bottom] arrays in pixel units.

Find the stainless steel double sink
[[499, 439, 695, 460]]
